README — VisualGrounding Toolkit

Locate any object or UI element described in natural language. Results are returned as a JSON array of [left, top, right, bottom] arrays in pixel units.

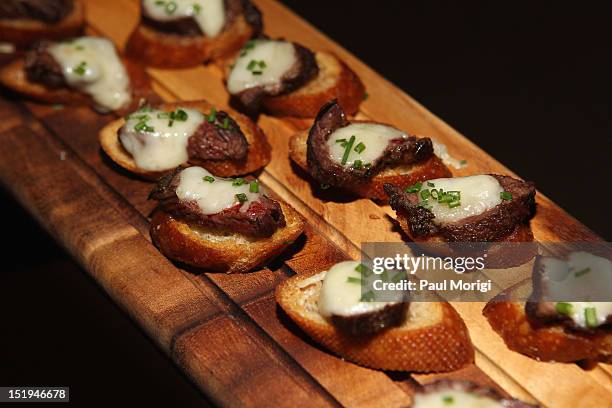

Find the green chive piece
[[203, 176, 215, 183], [192, 3, 201, 14], [430, 189, 439, 200], [347, 277, 362, 284], [442, 395, 454, 405], [258, 60, 267, 68], [75, 44, 84, 51], [247, 60, 257, 70], [73, 61, 87, 76], [405, 181, 422, 193], [251, 70, 263, 75], [222, 117, 230, 129], [459, 159, 468, 166], [420, 189, 431, 200], [165, 1, 177, 14], [574, 267, 591, 277], [438, 193, 453, 204], [555, 302, 573, 315], [360, 291, 375, 302], [341, 135, 356, 165], [249, 181, 259, 193], [355, 264, 371, 277], [232, 178, 246, 186], [500, 191, 513, 201], [363, 92, 369, 100], [427, 181, 435, 187], [353, 159, 363, 169], [235, 193, 248, 203], [391, 271, 407, 283], [207, 107, 217, 122], [335, 138, 347, 144], [585, 307, 598, 327], [155, 0, 164, 5], [175, 109, 188, 121], [354, 142, 366, 154], [448, 199, 461, 208]]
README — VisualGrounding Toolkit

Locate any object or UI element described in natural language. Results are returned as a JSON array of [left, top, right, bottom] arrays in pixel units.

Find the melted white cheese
[[419, 175, 503, 224], [176, 167, 261, 215], [318, 261, 391, 317], [48, 37, 131, 112], [327, 123, 407, 168], [119, 107, 205, 171], [227, 40, 297, 95], [142, 0, 226, 37], [413, 390, 503, 408], [432, 141, 467, 169], [540, 252, 612, 328]]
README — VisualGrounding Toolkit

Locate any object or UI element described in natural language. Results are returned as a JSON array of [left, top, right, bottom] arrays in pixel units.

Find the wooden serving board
[[0, 1, 610, 407]]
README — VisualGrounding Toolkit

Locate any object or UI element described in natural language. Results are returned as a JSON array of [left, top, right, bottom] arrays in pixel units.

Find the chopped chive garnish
[[247, 60, 257, 70], [585, 307, 598, 328], [555, 302, 573, 315], [363, 92, 369, 100], [203, 176, 215, 183], [574, 267, 591, 277], [360, 291, 375, 302], [420, 189, 431, 200], [405, 181, 422, 193], [438, 194, 453, 204], [75, 44, 84, 51], [340, 135, 356, 165], [175, 109, 188, 121], [235, 193, 248, 203], [335, 138, 347, 144], [427, 181, 435, 187], [500, 191, 513, 201], [251, 71, 263, 75], [165, 1, 177, 14], [347, 277, 362, 284], [391, 271, 407, 283], [207, 107, 217, 123], [222, 117, 230, 129], [353, 160, 363, 169], [442, 395, 454, 405], [459, 159, 468, 166], [73, 61, 87, 76], [154, 0, 164, 5], [355, 263, 371, 277], [232, 178, 246, 186], [448, 199, 461, 208], [192, 3, 201, 14], [249, 181, 259, 193], [354, 142, 366, 154], [430, 189, 439, 200], [240, 41, 256, 56], [134, 120, 154, 132], [247, 59, 266, 75]]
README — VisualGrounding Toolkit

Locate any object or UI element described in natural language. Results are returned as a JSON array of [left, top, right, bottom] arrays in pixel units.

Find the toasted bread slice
[[0, 56, 154, 115], [276, 271, 474, 372], [483, 295, 612, 364], [150, 200, 305, 274], [0, 0, 85, 49], [99, 100, 271, 179], [289, 127, 451, 200], [261, 52, 365, 118], [126, 12, 256, 68]]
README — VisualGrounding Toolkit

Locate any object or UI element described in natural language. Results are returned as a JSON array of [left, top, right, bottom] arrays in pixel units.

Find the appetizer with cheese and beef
[[149, 166, 305, 273], [485, 251, 612, 364], [226, 41, 365, 117], [126, 0, 262, 68], [410, 380, 537, 407], [99, 100, 271, 179], [0, 36, 152, 114], [276, 260, 474, 372], [0, 0, 85, 51], [289, 100, 451, 199]]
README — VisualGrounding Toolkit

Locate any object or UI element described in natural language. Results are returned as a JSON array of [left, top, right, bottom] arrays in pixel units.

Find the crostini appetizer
[[100, 100, 271, 179], [410, 380, 537, 407], [385, 174, 536, 243], [226, 40, 365, 117], [276, 260, 474, 372], [0, 0, 85, 51], [0, 36, 153, 114], [126, 0, 262, 68], [289, 100, 451, 200], [149, 166, 305, 273], [484, 251, 612, 364]]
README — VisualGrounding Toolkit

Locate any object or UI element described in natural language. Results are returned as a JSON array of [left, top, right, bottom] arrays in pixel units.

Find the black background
[[0, 2, 610, 407]]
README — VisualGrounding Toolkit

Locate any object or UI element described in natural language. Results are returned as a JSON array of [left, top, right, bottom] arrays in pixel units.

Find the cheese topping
[[176, 167, 261, 215], [142, 0, 226, 37], [419, 175, 503, 224], [540, 252, 612, 328], [327, 123, 407, 168], [432, 141, 467, 169], [119, 107, 205, 171], [48, 37, 131, 112], [413, 390, 503, 408], [227, 40, 297, 95], [318, 261, 392, 317]]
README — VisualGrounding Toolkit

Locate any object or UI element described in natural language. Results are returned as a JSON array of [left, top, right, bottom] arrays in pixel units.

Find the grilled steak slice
[[0, 0, 73, 23], [149, 169, 286, 237], [187, 111, 249, 161], [385, 175, 535, 242], [306, 100, 434, 187], [235, 42, 318, 112], [331, 303, 407, 336], [24, 41, 66, 89]]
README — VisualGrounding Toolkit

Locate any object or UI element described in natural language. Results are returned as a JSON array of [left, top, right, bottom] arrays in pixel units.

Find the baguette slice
[[0, 0, 85, 49], [261, 52, 365, 118], [0, 56, 154, 115], [99, 100, 271, 180], [125, 12, 256, 68], [289, 127, 451, 200], [150, 200, 305, 274], [276, 271, 474, 372], [483, 295, 612, 364]]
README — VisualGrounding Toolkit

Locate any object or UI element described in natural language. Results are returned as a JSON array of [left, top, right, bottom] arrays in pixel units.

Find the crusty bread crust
[[0, 0, 84, 49], [276, 271, 474, 372], [125, 13, 256, 68], [262, 52, 365, 118], [0, 56, 154, 115], [289, 127, 452, 201], [99, 100, 271, 180], [483, 297, 612, 363], [150, 200, 305, 273]]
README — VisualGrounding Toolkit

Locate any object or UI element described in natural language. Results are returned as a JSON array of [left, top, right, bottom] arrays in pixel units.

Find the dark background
[[0, 2, 609, 407]]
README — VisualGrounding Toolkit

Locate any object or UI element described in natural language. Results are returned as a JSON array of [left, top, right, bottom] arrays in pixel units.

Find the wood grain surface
[[0, 1, 609, 407]]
